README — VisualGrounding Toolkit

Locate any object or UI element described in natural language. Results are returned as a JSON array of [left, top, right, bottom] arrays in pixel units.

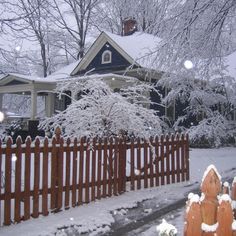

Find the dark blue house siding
[[79, 42, 133, 74]]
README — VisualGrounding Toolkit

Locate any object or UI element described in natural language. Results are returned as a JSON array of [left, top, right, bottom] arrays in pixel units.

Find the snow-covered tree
[[94, 0, 164, 35], [49, 0, 100, 60], [39, 76, 162, 139], [151, 0, 236, 146]]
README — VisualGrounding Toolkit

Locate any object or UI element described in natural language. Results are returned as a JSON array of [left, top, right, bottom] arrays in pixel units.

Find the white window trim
[[102, 50, 112, 64]]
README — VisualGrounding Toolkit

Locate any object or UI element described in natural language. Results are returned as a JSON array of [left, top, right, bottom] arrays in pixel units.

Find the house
[[0, 20, 164, 131], [0, 19, 235, 138]]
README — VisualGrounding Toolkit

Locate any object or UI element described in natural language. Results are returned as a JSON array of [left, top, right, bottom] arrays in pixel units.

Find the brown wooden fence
[[0, 128, 189, 226]]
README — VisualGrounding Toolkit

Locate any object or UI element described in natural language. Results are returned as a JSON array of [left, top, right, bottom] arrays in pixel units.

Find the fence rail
[[0, 129, 189, 226]]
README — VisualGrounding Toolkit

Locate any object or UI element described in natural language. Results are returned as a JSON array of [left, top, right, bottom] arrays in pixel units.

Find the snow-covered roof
[[46, 60, 80, 81], [0, 61, 80, 84], [105, 31, 161, 68], [0, 73, 56, 84]]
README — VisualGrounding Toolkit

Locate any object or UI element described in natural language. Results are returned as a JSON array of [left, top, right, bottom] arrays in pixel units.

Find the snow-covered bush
[[188, 113, 233, 147], [40, 76, 163, 139], [156, 219, 177, 236]]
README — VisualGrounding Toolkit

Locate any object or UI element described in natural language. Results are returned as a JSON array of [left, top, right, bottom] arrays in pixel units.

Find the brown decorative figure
[[232, 178, 236, 219], [184, 165, 236, 236], [200, 165, 221, 227], [216, 194, 234, 236], [184, 194, 202, 236], [223, 181, 230, 194]]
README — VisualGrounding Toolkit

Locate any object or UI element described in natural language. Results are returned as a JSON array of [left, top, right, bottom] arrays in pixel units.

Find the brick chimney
[[122, 18, 137, 36]]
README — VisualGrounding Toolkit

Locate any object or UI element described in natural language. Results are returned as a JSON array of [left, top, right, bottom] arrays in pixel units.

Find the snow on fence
[[0, 128, 189, 226], [184, 165, 236, 236]]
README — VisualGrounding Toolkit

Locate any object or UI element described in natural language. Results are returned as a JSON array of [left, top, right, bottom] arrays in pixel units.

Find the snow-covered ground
[[1, 147, 236, 236]]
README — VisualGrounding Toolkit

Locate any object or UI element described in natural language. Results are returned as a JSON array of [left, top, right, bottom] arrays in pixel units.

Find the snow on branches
[[40, 76, 162, 139]]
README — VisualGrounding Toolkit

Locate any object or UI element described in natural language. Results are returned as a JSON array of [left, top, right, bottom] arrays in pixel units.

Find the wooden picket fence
[[0, 128, 189, 226]]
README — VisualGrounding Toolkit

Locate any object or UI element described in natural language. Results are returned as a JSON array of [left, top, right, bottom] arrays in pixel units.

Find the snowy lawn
[[0, 147, 236, 236]]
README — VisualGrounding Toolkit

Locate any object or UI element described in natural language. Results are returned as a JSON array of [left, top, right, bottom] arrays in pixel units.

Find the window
[[102, 50, 112, 64]]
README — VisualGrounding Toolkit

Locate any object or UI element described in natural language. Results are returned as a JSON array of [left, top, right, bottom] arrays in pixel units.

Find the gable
[[0, 75, 30, 86], [76, 42, 132, 75], [71, 32, 140, 76]]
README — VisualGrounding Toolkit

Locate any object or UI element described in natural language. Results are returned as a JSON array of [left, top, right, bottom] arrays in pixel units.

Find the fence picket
[[57, 137, 64, 210], [14, 137, 22, 223], [185, 134, 190, 181], [78, 137, 84, 205], [122, 138, 127, 193], [4, 137, 12, 225], [97, 138, 102, 199], [32, 137, 40, 218], [72, 138, 78, 206], [155, 136, 159, 187], [103, 138, 108, 197], [176, 134, 181, 183], [130, 137, 135, 191], [108, 138, 113, 197], [91, 138, 96, 201], [113, 138, 118, 195], [171, 134, 175, 184], [144, 139, 148, 188], [24, 137, 31, 220], [160, 135, 165, 185], [51, 137, 57, 210], [118, 138, 126, 193], [166, 135, 170, 185], [65, 138, 71, 209], [149, 137, 154, 188], [42, 137, 49, 216], [85, 138, 90, 203], [137, 138, 141, 190], [181, 134, 185, 182]]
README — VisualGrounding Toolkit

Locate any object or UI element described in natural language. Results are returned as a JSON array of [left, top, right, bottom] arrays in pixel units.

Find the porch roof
[[0, 73, 56, 94]]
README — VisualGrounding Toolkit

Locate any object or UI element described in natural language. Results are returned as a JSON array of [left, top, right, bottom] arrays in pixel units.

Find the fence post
[[55, 127, 62, 212], [118, 138, 126, 194], [4, 137, 12, 225], [51, 127, 61, 212], [185, 134, 190, 181]]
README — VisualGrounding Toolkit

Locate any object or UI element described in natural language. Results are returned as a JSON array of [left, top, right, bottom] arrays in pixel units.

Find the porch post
[[31, 90, 37, 120], [45, 93, 55, 117]]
